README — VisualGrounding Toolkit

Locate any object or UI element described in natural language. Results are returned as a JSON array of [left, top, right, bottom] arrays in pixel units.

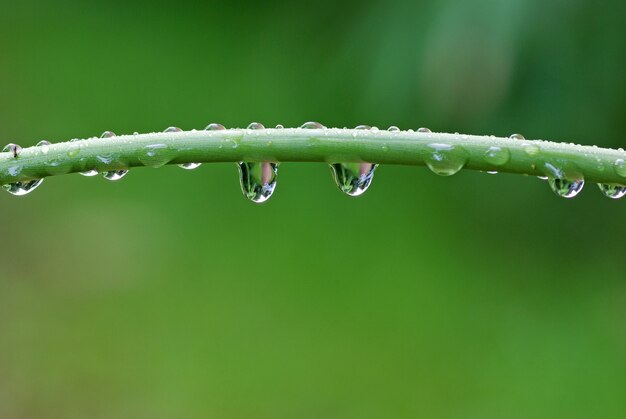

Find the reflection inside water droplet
[[3, 178, 44, 196], [329, 162, 378, 196], [544, 163, 584, 198], [598, 183, 626, 199], [237, 162, 278, 203], [484, 146, 510, 166]]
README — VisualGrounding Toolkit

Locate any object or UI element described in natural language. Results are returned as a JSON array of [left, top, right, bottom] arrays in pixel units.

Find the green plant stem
[[1, 128, 625, 185]]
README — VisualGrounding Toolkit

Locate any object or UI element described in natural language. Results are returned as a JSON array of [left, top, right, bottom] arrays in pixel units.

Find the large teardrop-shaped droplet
[[329, 162, 378, 196], [544, 163, 584, 198], [3, 178, 44, 196], [597, 183, 626, 199], [237, 123, 276, 203], [99, 131, 129, 181], [329, 125, 378, 196], [2, 143, 44, 195], [237, 162, 278, 203]]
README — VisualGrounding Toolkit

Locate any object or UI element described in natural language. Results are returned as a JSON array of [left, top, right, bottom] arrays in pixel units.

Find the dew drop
[[247, 122, 265, 130], [424, 143, 467, 176], [162, 126, 196, 170], [99, 131, 128, 181], [522, 143, 540, 156], [237, 162, 278, 203], [329, 162, 378, 196], [417, 127, 431, 133], [206, 123, 226, 131], [3, 178, 44, 196], [387, 126, 400, 132], [544, 163, 584, 198], [2, 143, 22, 158], [615, 158, 626, 177], [301, 121, 325, 129], [66, 143, 81, 158], [164, 126, 182, 134], [598, 183, 626, 199], [484, 146, 510, 166], [275, 124, 284, 129], [510, 133, 525, 140], [37, 140, 50, 154]]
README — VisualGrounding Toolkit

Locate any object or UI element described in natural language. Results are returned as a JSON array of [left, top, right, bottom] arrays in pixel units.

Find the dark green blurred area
[[1, 0, 625, 417]]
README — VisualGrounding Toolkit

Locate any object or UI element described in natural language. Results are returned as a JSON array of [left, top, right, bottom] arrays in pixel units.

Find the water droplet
[[522, 143, 540, 156], [510, 133, 525, 140], [2, 143, 22, 158], [66, 143, 81, 158], [37, 140, 50, 154], [164, 126, 182, 134], [206, 123, 226, 131], [301, 121, 325, 129], [424, 143, 467, 176], [275, 124, 284, 129], [329, 163, 378, 196], [139, 143, 171, 168], [247, 122, 265, 130], [544, 163, 584, 198], [484, 146, 510, 166], [3, 178, 44, 196], [237, 162, 278, 203], [417, 127, 431, 133], [388, 126, 400, 132], [166, 126, 199, 170], [615, 158, 626, 177], [598, 183, 626, 199], [100, 131, 128, 181]]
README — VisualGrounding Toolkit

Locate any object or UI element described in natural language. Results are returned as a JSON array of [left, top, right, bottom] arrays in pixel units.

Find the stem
[[1, 127, 625, 185]]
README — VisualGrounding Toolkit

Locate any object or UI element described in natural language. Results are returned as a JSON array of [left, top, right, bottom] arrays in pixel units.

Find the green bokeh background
[[1, 0, 625, 417]]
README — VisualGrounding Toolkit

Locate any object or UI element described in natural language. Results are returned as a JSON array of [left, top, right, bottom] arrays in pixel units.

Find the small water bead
[[37, 140, 51, 154], [417, 127, 431, 133], [206, 123, 226, 131], [484, 146, 510, 166], [510, 133, 525, 140], [598, 183, 626, 199], [275, 124, 284, 129], [522, 143, 540, 156], [139, 143, 171, 168], [2, 143, 22, 158], [424, 143, 467, 176], [329, 162, 378, 197], [100, 131, 128, 181], [301, 121, 325, 129], [387, 126, 400, 132], [247, 122, 265, 130], [237, 162, 278, 203], [615, 159, 626, 177]]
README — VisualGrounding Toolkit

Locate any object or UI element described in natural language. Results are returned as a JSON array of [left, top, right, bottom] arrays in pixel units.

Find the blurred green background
[[1, 0, 625, 417]]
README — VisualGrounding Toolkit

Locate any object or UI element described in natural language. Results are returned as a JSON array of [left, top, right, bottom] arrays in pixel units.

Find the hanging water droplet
[[387, 126, 400, 132], [510, 133, 525, 140], [417, 127, 431, 133], [615, 158, 626, 177], [99, 131, 128, 181], [597, 183, 626, 199], [2, 143, 22, 158], [37, 140, 50, 154], [237, 162, 278, 203], [3, 178, 44, 196], [301, 121, 325, 129], [544, 163, 584, 198], [329, 163, 378, 196], [2, 143, 43, 195], [424, 143, 467, 176], [238, 123, 275, 202], [484, 146, 510, 166]]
